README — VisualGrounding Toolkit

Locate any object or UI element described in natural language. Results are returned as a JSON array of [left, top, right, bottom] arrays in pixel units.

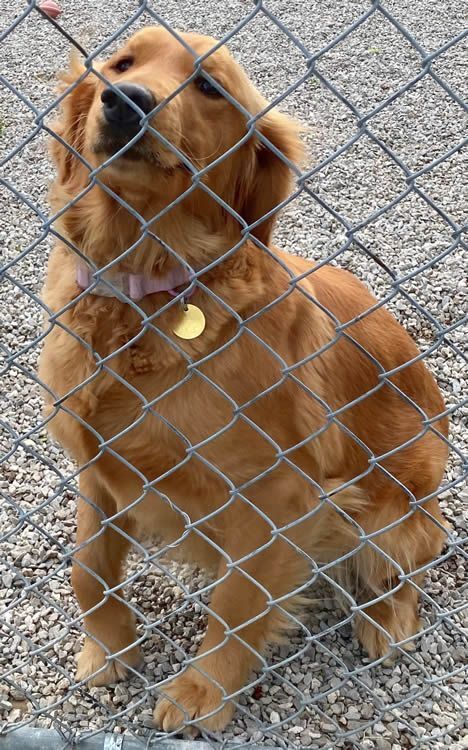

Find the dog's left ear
[[239, 110, 305, 247]]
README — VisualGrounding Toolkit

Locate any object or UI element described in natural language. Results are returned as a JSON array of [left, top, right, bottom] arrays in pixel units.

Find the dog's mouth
[[92, 124, 163, 165]]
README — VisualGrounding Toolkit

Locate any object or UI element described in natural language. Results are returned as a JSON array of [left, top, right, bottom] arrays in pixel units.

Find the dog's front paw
[[154, 667, 235, 732], [76, 636, 142, 687]]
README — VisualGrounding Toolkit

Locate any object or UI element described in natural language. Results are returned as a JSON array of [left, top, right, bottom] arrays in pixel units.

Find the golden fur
[[39, 27, 449, 732]]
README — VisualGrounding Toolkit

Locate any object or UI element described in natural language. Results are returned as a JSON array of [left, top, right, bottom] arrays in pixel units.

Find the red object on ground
[[38, 0, 62, 19], [252, 685, 263, 700]]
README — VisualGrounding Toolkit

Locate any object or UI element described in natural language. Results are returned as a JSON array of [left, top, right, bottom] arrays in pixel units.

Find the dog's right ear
[[49, 54, 98, 188]]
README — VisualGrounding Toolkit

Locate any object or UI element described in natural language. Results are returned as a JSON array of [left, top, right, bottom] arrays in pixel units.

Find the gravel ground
[[0, 1, 466, 749]]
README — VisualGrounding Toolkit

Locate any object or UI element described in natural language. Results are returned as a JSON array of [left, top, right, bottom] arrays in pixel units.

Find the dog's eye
[[113, 57, 134, 73], [195, 76, 222, 98]]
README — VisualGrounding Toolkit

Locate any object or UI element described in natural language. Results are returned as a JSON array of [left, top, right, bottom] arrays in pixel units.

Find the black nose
[[101, 83, 155, 126]]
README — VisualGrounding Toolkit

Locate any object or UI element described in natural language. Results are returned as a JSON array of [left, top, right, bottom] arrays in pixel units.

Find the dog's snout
[[101, 83, 155, 126]]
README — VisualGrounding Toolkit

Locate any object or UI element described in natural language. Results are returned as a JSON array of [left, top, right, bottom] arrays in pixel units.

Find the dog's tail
[[306, 478, 369, 611], [314, 477, 368, 556], [272, 478, 368, 632]]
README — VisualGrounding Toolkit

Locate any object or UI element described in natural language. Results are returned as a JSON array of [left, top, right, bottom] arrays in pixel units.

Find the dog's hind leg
[[352, 494, 447, 660], [72, 468, 141, 686]]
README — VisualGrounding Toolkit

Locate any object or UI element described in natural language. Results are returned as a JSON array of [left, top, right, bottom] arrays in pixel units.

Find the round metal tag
[[172, 304, 206, 340]]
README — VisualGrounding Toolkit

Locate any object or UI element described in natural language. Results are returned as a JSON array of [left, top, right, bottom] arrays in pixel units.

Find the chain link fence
[[0, 1, 467, 749]]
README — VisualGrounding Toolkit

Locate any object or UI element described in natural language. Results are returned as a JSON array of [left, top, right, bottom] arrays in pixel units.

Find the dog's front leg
[[154, 521, 309, 732], [73, 469, 141, 686]]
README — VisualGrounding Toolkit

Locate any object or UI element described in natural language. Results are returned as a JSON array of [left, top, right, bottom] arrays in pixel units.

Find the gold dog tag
[[172, 304, 206, 339]]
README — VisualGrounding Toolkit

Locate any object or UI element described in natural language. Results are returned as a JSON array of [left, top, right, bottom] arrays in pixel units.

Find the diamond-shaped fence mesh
[[0, 1, 467, 749]]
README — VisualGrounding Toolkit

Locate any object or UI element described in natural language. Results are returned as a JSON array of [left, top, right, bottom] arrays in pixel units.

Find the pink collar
[[76, 264, 193, 302]]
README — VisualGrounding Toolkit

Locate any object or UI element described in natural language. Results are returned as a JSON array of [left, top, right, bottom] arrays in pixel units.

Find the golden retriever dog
[[39, 27, 449, 732]]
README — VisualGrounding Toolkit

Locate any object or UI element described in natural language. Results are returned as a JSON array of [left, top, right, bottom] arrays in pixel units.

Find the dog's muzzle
[[101, 83, 155, 128]]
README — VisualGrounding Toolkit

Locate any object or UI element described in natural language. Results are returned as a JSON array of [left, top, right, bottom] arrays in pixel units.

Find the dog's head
[[51, 27, 304, 248]]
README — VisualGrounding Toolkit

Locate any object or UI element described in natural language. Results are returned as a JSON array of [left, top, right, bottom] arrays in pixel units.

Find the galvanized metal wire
[[1, 1, 467, 749]]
